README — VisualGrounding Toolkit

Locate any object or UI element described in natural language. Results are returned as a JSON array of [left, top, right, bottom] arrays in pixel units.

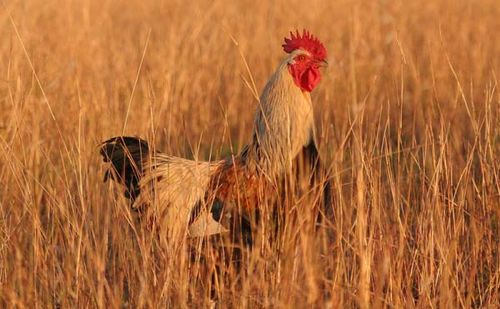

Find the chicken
[[100, 30, 330, 245]]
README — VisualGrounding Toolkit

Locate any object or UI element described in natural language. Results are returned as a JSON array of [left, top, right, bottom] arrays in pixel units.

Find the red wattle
[[289, 65, 321, 92]]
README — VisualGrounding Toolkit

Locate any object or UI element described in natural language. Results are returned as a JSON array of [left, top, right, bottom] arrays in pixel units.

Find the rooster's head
[[283, 30, 328, 92]]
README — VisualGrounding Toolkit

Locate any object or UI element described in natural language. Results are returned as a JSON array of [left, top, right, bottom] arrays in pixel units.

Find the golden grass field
[[1, 0, 499, 307]]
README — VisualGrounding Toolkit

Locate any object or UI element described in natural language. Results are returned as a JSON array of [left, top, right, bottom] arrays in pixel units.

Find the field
[[0, 0, 499, 307]]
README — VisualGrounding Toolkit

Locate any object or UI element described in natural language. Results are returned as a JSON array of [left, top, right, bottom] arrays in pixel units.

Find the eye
[[296, 55, 306, 62]]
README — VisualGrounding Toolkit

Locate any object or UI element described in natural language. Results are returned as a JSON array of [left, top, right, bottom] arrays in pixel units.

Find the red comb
[[282, 29, 327, 60]]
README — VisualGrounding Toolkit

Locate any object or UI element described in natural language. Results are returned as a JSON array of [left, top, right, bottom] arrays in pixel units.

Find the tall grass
[[0, 0, 498, 307]]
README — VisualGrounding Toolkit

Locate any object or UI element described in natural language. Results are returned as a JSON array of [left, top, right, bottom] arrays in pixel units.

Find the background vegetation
[[0, 0, 498, 307]]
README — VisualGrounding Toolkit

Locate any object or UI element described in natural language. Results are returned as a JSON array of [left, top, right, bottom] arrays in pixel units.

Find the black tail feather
[[100, 136, 149, 201]]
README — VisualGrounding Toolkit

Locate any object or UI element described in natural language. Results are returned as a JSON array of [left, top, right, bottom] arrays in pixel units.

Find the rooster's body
[[100, 30, 330, 243]]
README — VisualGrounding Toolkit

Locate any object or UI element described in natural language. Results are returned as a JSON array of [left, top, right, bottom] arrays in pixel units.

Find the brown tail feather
[[100, 136, 149, 201]]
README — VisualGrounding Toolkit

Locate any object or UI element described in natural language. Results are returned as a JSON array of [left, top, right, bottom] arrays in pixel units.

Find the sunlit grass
[[0, 0, 498, 307]]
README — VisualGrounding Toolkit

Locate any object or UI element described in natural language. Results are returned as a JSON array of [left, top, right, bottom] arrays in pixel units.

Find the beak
[[317, 59, 328, 68]]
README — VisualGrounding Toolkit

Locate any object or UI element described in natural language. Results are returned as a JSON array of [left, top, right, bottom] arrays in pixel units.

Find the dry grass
[[1, 0, 499, 307]]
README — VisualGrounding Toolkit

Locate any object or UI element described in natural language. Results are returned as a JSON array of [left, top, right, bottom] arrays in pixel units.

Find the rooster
[[100, 30, 330, 246]]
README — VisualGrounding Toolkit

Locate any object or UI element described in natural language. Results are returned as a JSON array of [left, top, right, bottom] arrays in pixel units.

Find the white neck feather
[[244, 57, 316, 177]]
